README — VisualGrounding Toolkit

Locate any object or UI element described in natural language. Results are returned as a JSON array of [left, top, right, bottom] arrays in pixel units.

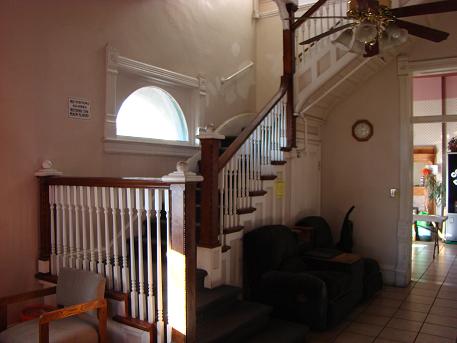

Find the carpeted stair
[[196, 268, 309, 343]]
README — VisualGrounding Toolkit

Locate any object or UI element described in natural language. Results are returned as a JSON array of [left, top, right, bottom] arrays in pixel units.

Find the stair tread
[[197, 301, 271, 343], [197, 285, 241, 314], [246, 318, 309, 343], [237, 207, 256, 215], [260, 174, 277, 181], [249, 190, 267, 197], [223, 226, 244, 234]]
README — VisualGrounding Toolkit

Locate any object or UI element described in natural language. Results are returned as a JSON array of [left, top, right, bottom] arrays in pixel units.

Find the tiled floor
[[308, 241, 457, 343]]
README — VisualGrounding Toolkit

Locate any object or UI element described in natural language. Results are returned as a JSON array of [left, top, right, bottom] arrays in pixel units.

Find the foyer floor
[[308, 241, 457, 343]]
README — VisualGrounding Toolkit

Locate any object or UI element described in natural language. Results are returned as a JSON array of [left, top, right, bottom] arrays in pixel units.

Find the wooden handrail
[[45, 176, 170, 188], [217, 76, 289, 171], [292, 0, 328, 31]]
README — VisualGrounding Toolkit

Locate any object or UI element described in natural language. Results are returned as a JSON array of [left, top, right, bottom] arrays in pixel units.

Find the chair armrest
[[38, 298, 107, 343], [0, 287, 57, 332], [0, 287, 56, 306]]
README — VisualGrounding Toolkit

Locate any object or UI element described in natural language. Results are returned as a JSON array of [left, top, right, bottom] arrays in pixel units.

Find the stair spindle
[[49, 185, 57, 275], [60, 186, 68, 269], [136, 188, 147, 321], [94, 187, 104, 275], [55, 186, 63, 274], [144, 189, 155, 323], [127, 188, 138, 318], [86, 187, 96, 272], [155, 189, 165, 342], [110, 187, 121, 291], [73, 186, 82, 269], [118, 188, 130, 293], [80, 186, 89, 271]]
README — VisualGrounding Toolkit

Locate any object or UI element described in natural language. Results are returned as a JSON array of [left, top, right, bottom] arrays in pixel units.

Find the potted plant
[[422, 167, 444, 213]]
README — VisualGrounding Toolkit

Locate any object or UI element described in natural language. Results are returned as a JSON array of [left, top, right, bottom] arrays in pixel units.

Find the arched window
[[116, 86, 189, 142]]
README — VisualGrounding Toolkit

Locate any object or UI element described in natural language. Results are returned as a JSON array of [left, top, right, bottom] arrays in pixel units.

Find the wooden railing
[[37, 164, 200, 343]]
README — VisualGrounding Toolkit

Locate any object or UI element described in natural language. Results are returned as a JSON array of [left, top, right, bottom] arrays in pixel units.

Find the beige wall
[[321, 13, 457, 277], [255, 15, 283, 111], [0, 0, 258, 302]]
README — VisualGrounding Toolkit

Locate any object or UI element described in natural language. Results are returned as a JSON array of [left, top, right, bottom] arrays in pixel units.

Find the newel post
[[162, 162, 203, 343], [35, 160, 62, 274], [196, 125, 225, 248], [283, 2, 298, 148]]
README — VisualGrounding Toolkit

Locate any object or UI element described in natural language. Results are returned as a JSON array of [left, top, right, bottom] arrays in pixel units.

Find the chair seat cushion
[[0, 316, 98, 343], [305, 270, 352, 300]]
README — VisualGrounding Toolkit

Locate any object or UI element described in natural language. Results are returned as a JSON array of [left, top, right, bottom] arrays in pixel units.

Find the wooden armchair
[[0, 268, 107, 343]]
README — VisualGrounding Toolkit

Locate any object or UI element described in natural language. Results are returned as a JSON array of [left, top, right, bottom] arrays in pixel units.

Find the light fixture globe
[[355, 21, 378, 43], [332, 28, 354, 49]]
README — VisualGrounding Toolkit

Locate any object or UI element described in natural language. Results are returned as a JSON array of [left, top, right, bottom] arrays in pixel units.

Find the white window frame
[[104, 45, 206, 157]]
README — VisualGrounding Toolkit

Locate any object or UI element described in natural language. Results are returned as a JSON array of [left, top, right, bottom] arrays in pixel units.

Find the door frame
[[396, 55, 457, 286]]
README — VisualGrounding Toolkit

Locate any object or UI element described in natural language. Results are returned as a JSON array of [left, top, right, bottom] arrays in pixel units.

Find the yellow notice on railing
[[275, 172, 285, 199]]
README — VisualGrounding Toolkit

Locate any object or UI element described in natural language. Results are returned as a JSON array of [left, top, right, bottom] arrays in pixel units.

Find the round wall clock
[[352, 119, 373, 142]]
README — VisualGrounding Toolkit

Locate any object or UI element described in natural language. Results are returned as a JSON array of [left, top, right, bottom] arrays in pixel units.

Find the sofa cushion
[[305, 270, 352, 300], [0, 316, 98, 343]]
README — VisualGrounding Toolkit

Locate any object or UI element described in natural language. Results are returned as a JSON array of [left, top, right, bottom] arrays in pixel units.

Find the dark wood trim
[[236, 207, 256, 215], [260, 174, 277, 181], [172, 327, 186, 343], [38, 177, 51, 261], [170, 183, 197, 343], [271, 160, 287, 165], [218, 77, 289, 171], [223, 226, 244, 235], [113, 315, 156, 333], [46, 176, 170, 188], [36, 272, 58, 284], [0, 287, 56, 306], [292, 0, 328, 31], [280, 147, 292, 152], [249, 190, 267, 197], [199, 138, 222, 248], [39, 299, 107, 343]]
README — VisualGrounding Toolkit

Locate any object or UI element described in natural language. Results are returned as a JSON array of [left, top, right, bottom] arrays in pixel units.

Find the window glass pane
[[116, 87, 189, 141], [413, 123, 442, 213], [413, 76, 442, 117], [445, 75, 457, 115]]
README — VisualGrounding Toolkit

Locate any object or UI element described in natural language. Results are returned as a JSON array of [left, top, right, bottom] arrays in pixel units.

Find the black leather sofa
[[244, 225, 364, 330], [295, 216, 383, 300]]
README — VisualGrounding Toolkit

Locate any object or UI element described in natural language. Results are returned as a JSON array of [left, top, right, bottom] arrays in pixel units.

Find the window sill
[[104, 137, 200, 157]]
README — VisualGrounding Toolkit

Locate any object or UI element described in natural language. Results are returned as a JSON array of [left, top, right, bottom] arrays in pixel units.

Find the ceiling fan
[[298, 0, 457, 57]]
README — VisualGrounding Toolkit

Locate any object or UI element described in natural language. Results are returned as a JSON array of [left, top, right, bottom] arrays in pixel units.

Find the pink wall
[[0, 0, 257, 311], [322, 12, 457, 279]]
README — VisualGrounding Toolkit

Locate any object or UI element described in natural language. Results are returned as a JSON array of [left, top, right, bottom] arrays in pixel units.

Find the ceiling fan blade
[[396, 19, 449, 42], [391, 1, 457, 18], [299, 23, 354, 45]]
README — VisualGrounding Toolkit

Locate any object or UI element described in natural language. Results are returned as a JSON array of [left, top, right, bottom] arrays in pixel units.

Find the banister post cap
[[161, 161, 203, 183], [197, 124, 225, 140], [35, 160, 63, 177]]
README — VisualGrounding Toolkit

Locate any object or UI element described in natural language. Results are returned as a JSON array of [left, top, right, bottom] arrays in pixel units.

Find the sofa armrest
[[258, 271, 328, 330]]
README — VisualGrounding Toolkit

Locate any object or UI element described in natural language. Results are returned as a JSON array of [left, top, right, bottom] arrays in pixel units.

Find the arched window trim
[[104, 45, 206, 157]]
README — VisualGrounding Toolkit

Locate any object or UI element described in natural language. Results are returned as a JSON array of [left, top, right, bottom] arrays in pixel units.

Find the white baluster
[[220, 168, 225, 232], [55, 186, 63, 274], [73, 186, 82, 269], [118, 188, 130, 293], [60, 186, 68, 268], [66, 186, 75, 268], [155, 189, 165, 341], [144, 189, 155, 324], [164, 189, 171, 343], [228, 158, 234, 228], [49, 185, 57, 275], [86, 187, 96, 272], [136, 189, 147, 320], [110, 187, 121, 291], [102, 187, 113, 289], [94, 187, 104, 275], [127, 188, 138, 318], [223, 166, 229, 230], [80, 187, 89, 271]]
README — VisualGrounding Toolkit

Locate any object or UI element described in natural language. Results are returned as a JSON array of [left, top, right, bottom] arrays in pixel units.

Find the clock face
[[352, 120, 373, 141]]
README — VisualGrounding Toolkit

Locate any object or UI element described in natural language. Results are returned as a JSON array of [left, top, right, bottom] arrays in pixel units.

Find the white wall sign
[[68, 97, 90, 119]]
